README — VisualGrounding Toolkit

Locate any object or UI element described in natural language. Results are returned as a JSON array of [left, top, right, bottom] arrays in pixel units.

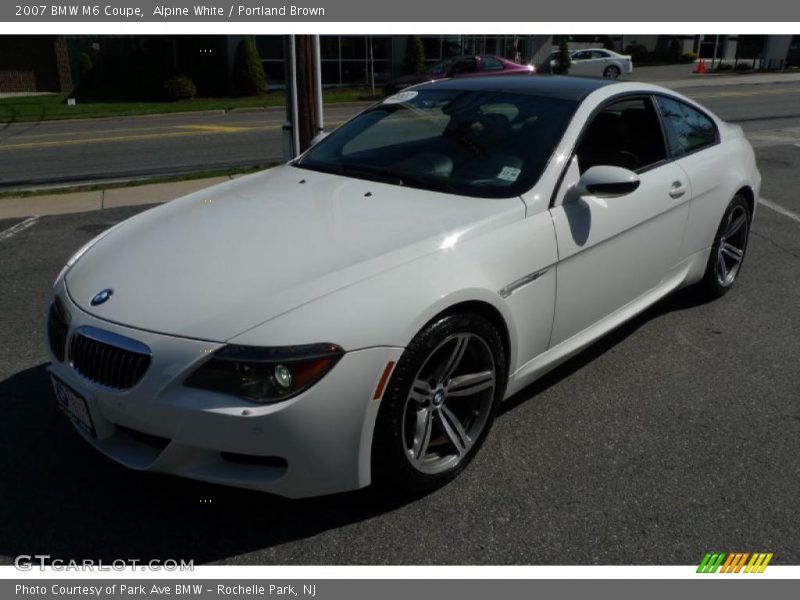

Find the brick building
[[0, 36, 73, 93]]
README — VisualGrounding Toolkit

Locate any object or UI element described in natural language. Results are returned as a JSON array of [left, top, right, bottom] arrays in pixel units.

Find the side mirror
[[575, 165, 640, 197]]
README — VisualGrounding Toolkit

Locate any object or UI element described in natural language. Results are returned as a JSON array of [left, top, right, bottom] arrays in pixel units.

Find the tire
[[695, 194, 751, 299], [603, 65, 621, 79], [371, 313, 507, 493]]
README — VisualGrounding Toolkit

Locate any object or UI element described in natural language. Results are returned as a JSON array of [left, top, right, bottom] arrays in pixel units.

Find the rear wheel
[[603, 65, 621, 79], [372, 313, 506, 493], [696, 194, 751, 299]]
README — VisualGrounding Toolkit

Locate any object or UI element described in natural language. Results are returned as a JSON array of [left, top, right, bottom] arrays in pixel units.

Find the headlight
[[185, 343, 344, 403]]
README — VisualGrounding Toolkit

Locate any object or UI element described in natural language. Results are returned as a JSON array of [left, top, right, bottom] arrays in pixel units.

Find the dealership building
[[1, 34, 800, 95]]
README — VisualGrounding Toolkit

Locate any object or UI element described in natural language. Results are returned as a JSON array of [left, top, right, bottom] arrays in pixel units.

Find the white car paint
[[46, 80, 760, 498], [568, 48, 634, 78]]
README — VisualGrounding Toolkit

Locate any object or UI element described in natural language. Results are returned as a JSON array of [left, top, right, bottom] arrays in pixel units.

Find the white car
[[47, 77, 760, 498], [551, 48, 634, 79]]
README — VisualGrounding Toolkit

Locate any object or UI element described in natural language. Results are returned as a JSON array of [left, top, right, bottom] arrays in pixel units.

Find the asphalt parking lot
[[1, 91, 799, 567]]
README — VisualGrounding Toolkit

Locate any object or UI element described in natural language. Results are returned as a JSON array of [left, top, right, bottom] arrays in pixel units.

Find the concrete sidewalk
[[0, 176, 232, 220], [643, 71, 800, 90]]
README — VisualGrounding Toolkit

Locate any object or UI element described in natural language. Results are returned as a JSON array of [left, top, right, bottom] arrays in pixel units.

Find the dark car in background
[[383, 54, 535, 96]]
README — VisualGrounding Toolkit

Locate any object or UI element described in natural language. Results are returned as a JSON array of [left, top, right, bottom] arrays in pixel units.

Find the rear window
[[655, 96, 718, 155]]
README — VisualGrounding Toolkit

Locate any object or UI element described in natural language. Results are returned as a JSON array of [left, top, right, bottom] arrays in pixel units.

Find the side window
[[575, 97, 667, 174], [572, 51, 590, 60], [592, 50, 610, 59], [479, 56, 504, 71], [452, 58, 477, 74], [655, 96, 717, 155]]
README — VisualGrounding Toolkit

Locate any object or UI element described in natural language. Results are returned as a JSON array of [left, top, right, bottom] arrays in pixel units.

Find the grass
[[0, 88, 381, 123]]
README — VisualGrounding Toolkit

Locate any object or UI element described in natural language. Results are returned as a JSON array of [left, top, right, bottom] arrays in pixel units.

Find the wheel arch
[[735, 184, 756, 218], [427, 300, 512, 381]]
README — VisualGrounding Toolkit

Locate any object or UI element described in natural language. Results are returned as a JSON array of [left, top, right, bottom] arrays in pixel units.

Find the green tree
[[78, 52, 94, 80], [667, 38, 683, 63], [404, 35, 426, 74], [554, 39, 571, 75], [233, 37, 267, 96]]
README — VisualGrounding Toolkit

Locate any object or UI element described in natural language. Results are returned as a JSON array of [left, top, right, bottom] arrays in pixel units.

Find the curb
[[0, 175, 236, 220]]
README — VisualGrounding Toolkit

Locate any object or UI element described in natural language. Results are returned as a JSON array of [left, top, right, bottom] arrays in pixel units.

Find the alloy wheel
[[715, 204, 748, 287], [401, 333, 496, 475]]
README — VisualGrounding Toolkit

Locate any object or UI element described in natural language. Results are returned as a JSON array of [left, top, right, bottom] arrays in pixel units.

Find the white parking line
[[0, 216, 39, 241], [759, 198, 800, 224]]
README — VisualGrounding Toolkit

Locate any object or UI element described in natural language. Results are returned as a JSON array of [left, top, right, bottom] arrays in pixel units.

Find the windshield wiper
[[296, 161, 402, 185], [345, 163, 458, 194], [298, 161, 457, 194]]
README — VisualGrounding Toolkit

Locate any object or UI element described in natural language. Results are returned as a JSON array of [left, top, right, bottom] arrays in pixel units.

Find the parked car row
[[383, 49, 633, 96], [383, 54, 535, 96]]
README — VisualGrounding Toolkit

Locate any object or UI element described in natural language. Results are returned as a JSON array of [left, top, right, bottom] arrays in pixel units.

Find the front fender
[[229, 210, 559, 382]]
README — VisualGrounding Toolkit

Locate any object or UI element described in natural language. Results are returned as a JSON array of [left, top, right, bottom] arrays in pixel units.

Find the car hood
[[65, 165, 523, 342]]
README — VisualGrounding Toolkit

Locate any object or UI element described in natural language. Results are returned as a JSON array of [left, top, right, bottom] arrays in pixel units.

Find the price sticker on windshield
[[497, 166, 521, 182], [384, 90, 419, 104]]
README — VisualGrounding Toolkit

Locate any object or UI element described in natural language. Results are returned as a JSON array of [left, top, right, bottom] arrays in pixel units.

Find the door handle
[[669, 181, 687, 199]]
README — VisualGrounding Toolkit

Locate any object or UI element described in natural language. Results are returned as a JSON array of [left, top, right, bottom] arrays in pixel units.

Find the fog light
[[274, 364, 293, 389]]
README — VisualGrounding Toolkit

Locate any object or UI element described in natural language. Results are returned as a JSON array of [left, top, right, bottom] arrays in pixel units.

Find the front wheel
[[696, 194, 751, 299], [371, 313, 506, 493]]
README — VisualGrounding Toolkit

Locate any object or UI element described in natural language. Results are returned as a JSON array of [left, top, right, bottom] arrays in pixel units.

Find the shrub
[[233, 37, 267, 96], [162, 75, 197, 101], [553, 39, 571, 75], [624, 44, 649, 64], [404, 35, 426, 74], [78, 52, 93, 79], [680, 51, 699, 63], [714, 63, 734, 72], [734, 62, 751, 72]]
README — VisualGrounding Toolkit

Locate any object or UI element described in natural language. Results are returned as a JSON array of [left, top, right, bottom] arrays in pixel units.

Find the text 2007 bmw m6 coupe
[[47, 76, 760, 498]]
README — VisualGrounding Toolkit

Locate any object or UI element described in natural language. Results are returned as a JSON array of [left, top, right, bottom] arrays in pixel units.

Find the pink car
[[384, 54, 535, 96]]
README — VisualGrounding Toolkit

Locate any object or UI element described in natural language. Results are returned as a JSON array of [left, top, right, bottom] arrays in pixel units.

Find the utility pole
[[282, 35, 324, 160]]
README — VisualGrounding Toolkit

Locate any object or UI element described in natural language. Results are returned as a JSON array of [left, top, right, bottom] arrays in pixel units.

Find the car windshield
[[296, 89, 577, 198], [426, 58, 457, 74]]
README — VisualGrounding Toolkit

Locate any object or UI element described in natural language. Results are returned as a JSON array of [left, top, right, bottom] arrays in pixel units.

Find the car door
[[450, 57, 479, 78], [589, 50, 612, 76], [569, 51, 592, 75], [478, 56, 506, 75], [548, 95, 691, 346]]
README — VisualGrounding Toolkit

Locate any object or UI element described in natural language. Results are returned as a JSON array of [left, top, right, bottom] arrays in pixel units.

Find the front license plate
[[51, 376, 96, 438]]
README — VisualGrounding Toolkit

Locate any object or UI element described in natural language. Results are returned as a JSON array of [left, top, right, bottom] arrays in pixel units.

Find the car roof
[[420, 75, 620, 101], [439, 54, 506, 61]]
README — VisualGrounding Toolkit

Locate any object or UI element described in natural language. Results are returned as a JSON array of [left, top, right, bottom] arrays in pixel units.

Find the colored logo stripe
[[697, 552, 773, 573]]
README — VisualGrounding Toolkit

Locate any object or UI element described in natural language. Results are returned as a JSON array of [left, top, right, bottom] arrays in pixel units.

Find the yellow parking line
[[0, 125, 277, 151], [0, 120, 287, 142], [0, 119, 345, 152], [176, 124, 252, 133], [1, 123, 193, 141]]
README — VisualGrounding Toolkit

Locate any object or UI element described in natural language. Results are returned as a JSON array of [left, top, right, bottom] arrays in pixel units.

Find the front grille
[[47, 298, 69, 362], [68, 326, 151, 390]]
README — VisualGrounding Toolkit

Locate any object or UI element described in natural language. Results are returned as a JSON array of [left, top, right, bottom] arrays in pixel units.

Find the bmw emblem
[[90, 288, 114, 306]]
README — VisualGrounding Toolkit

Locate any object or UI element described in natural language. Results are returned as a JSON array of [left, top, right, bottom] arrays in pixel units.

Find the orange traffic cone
[[694, 59, 706, 74]]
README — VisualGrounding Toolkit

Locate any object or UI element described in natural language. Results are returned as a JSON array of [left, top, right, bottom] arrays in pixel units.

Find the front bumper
[[47, 282, 403, 498]]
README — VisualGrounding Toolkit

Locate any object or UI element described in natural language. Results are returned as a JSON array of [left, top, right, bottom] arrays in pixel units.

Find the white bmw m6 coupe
[[47, 76, 760, 498]]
